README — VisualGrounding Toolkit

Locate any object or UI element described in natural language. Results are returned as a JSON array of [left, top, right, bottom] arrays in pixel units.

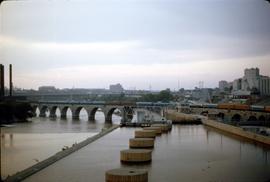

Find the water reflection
[[1, 111, 121, 179]]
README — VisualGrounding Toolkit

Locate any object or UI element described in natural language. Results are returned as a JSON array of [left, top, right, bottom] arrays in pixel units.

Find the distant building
[[232, 90, 251, 104], [259, 76, 270, 96], [109, 83, 124, 93], [38, 86, 56, 92], [191, 88, 212, 102], [224, 68, 270, 96], [233, 79, 242, 91], [219, 80, 229, 91], [241, 68, 260, 91]]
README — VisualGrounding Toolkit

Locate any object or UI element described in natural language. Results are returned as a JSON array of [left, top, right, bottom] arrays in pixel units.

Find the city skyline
[[1, 0, 270, 90]]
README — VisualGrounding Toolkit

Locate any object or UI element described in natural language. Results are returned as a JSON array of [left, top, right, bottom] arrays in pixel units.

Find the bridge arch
[[105, 107, 120, 123], [247, 116, 257, 121], [217, 112, 225, 121], [72, 106, 87, 120], [231, 114, 241, 125], [60, 106, 71, 119], [35, 107, 40, 117], [40, 105, 49, 117], [49, 106, 59, 118], [31, 105, 38, 117], [258, 115, 266, 122], [88, 107, 101, 121]]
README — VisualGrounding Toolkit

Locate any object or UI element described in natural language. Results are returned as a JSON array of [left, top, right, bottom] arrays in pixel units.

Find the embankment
[[4, 125, 119, 182], [202, 119, 270, 146], [165, 110, 201, 124]]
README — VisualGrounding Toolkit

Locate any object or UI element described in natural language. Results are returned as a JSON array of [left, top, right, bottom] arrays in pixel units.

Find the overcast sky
[[1, 0, 270, 90]]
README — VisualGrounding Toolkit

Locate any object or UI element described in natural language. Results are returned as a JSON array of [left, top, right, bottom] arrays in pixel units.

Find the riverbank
[[4, 125, 119, 182], [165, 110, 201, 124], [202, 119, 270, 146]]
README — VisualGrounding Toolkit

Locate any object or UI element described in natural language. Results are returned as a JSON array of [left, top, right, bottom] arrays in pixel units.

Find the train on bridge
[[31, 101, 173, 107]]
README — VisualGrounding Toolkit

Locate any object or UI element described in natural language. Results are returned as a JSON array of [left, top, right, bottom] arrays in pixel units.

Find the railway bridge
[[30, 101, 170, 123]]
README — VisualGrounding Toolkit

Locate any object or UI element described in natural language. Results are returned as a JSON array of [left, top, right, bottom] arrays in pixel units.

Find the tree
[[157, 89, 174, 102]]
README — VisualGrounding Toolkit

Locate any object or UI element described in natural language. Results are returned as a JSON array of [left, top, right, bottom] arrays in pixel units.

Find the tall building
[[219, 80, 229, 91], [219, 67, 270, 96], [241, 68, 260, 91], [233, 79, 242, 91], [259, 76, 270, 96], [109, 83, 124, 93]]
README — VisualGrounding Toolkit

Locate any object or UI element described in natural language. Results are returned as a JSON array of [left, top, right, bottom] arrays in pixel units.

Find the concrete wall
[[202, 119, 270, 145]]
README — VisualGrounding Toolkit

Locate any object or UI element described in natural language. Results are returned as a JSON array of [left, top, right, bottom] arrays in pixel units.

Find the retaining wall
[[202, 119, 270, 145]]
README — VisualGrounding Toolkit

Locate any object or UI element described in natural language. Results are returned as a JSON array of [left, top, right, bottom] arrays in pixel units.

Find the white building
[[222, 68, 270, 96], [241, 68, 260, 91]]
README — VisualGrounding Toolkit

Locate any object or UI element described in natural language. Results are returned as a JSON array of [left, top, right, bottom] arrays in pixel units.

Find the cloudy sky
[[1, 0, 270, 90]]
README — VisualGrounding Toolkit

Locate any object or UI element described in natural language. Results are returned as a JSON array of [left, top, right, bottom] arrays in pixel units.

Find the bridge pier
[[88, 115, 95, 121], [49, 113, 57, 118], [60, 107, 68, 119], [31, 106, 38, 117], [39, 105, 48, 118], [72, 115, 79, 120], [39, 113, 46, 117], [61, 114, 67, 119], [105, 117, 112, 123]]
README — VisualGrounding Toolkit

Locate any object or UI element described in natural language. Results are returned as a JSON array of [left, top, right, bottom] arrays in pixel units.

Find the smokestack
[[0, 64, 4, 97], [9, 64, 12, 96]]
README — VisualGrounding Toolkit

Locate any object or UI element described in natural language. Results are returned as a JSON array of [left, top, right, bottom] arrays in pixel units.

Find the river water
[[1, 110, 121, 180], [1, 111, 270, 181]]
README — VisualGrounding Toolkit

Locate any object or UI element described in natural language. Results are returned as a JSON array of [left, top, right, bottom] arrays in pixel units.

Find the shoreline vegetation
[[0, 101, 33, 125]]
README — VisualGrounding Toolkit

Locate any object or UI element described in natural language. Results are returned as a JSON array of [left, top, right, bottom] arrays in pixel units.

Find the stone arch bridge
[[31, 101, 135, 123], [30, 101, 169, 123], [182, 107, 270, 126]]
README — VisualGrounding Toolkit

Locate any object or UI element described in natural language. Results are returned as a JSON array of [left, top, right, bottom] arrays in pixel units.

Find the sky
[[1, 0, 270, 90]]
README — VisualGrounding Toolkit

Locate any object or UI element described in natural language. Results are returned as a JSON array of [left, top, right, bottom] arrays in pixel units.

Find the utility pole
[[9, 64, 12, 96], [0, 64, 4, 97]]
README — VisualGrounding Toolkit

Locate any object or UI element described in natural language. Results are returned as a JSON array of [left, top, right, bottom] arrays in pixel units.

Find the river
[[1, 110, 121, 180], [1, 111, 270, 181]]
